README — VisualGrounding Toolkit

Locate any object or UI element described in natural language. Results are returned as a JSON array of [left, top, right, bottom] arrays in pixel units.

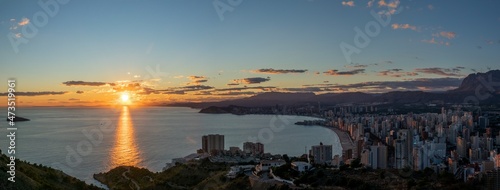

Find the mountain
[[452, 70, 500, 93], [173, 70, 500, 108]]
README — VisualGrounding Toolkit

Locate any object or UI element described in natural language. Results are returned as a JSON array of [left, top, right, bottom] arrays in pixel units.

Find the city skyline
[[1, 0, 499, 106]]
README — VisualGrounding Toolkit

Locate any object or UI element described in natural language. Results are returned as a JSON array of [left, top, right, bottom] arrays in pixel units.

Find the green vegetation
[[292, 166, 478, 190], [94, 158, 251, 190], [0, 149, 102, 190]]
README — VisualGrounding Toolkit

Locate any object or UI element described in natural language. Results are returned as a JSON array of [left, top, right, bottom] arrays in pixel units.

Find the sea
[[0, 106, 341, 186]]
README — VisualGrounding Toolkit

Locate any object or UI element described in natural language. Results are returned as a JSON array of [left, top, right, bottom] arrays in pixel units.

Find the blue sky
[[0, 0, 499, 105]]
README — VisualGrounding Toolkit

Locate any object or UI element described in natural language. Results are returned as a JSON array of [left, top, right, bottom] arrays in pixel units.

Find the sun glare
[[120, 93, 130, 103]]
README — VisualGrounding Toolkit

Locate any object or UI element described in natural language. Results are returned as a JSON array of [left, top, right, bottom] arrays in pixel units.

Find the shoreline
[[328, 127, 356, 154]]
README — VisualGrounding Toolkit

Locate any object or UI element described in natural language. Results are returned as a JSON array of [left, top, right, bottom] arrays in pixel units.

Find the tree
[[350, 158, 361, 168], [283, 154, 290, 164]]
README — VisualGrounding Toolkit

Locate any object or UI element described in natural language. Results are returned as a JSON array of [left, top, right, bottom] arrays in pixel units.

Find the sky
[[0, 0, 499, 106]]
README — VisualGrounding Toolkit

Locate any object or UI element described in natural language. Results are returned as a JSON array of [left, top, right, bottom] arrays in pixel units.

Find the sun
[[120, 93, 130, 103]]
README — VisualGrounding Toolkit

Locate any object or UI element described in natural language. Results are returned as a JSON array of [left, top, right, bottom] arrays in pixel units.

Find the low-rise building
[[292, 161, 312, 173], [255, 160, 286, 172]]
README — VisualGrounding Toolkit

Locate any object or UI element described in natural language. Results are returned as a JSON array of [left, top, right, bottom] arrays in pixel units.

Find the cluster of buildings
[[198, 134, 265, 157], [320, 106, 500, 184], [168, 107, 499, 186]]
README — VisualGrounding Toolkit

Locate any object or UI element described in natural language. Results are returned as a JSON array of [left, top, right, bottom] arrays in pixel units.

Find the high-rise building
[[243, 142, 264, 155], [456, 136, 467, 158], [479, 116, 489, 129], [202, 134, 224, 154], [370, 145, 387, 169], [361, 149, 370, 166], [395, 139, 407, 169], [310, 142, 333, 164], [485, 169, 500, 190]]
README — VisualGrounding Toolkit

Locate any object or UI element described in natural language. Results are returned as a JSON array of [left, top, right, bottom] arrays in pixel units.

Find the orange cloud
[[391, 23, 417, 31], [18, 18, 29, 26], [421, 38, 450, 46], [378, 0, 399, 8], [439, 31, 456, 39], [342, 1, 355, 7]]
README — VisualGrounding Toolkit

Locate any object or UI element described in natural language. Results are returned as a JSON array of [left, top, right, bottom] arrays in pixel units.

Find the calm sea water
[[0, 106, 341, 186]]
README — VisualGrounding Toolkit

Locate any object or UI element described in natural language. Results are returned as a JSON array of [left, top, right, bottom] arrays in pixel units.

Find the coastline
[[328, 127, 356, 154], [197, 110, 355, 156]]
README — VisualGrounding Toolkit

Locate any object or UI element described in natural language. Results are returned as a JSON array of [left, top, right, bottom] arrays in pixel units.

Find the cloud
[[377, 0, 401, 15], [0, 91, 67, 96], [367, 0, 375, 7], [188, 76, 205, 79], [76, 90, 84, 94], [232, 77, 271, 84], [253, 68, 308, 74], [193, 79, 208, 83], [214, 86, 276, 92], [421, 38, 450, 46], [18, 18, 29, 26], [181, 85, 214, 91], [439, 31, 456, 39], [428, 4, 434, 10], [215, 91, 257, 96], [344, 63, 369, 69], [414, 67, 464, 77], [281, 87, 323, 92], [300, 77, 462, 93], [391, 23, 417, 31], [342, 1, 355, 7], [68, 98, 80, 101], [8, 18, 31, 38], [323, 69, 365, 76], [113, 82, 142, 91], [158, 85, 215, 95], [378, 69, 418, 77], [378, 0, 399, 8], [188, 76, 208, 84], [62, 81, 114, 86]]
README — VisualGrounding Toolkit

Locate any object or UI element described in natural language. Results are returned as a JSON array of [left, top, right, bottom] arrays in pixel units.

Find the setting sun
[[120, 93, 130, 104]]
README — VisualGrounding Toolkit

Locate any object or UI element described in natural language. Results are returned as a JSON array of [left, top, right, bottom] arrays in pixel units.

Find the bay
[[0, 106, 341, 186]]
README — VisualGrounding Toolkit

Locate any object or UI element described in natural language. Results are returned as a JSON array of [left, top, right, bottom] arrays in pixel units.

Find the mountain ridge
[[169, 70, 500, 108]]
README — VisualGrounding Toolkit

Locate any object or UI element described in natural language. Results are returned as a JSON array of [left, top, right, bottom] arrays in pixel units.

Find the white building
[[292, 161, 312, 173], [255, 160, 286, 172], [310, 142, 333, 164]]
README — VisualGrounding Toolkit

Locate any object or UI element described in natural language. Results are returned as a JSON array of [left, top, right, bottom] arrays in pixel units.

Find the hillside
[[93, 158, 250, 190], [0, 149, 102, 190]]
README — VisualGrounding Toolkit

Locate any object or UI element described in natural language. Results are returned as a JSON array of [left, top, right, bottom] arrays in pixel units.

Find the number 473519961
[[7, 80, 15, 126]]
